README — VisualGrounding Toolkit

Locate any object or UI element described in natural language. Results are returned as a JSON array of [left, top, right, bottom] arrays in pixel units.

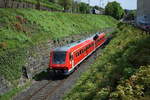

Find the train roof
[[53, 37, 92, 52], [53, 32, 103, 52]]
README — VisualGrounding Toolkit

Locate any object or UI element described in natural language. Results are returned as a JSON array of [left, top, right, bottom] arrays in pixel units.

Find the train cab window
[[53, 51, 66, 64], [93, 34, 99, 40]]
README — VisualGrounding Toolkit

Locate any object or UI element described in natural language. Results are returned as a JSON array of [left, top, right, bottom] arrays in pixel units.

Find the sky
[[80, 0, 137, 10]]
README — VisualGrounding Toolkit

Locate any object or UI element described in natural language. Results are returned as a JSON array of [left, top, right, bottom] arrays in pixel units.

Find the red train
[[49, 32, 107, 75]]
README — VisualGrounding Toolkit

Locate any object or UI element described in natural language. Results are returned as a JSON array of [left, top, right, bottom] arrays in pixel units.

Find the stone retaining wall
[[0, 0, 54, 11]]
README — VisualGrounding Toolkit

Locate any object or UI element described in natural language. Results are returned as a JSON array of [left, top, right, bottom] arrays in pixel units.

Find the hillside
[[0, 8, 117, 50], [64, 24, 150, 100], [0, 8, 117, 97]]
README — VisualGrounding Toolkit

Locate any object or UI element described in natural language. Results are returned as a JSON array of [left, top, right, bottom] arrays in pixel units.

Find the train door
[[69, 53, 74, 68]]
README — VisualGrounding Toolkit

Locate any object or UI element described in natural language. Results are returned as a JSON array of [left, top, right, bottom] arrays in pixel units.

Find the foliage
[[78, 2, 91, 14], [58, 0, 72, 11], [49, 0, 56, 3], [105, 1, 125, 20], [110, 66, 150, 100], [64, 23, 150, 100], [124, 10, 136, 20], [93, 6, 104, 11], [0, 48, 27, 84]]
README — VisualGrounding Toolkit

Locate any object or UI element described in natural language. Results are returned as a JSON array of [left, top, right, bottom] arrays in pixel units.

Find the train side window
[[92, 43, 94, 46], [80, 50, 82, 54], [87, 46, 89, 49], [86, 46, 88, 50], [84, 48, 86, 52], [76, 52, 79, 57], [75, 53, 78, 57], [78, 51, 80, 56], [88, 45, 89, 48], [90, 44, 92, 47], [81, 49, 84, 53]]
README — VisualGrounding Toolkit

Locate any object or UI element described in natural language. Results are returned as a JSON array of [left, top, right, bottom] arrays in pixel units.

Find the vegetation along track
[[13, 35, 112, 100]]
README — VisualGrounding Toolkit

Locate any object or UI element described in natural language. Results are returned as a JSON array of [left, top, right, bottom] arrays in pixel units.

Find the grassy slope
[[0, 8, 117, 84], [64, 24, 150, 100], [0, 8, 117, 50]]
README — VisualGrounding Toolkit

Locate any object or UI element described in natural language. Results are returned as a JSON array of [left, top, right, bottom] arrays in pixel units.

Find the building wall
[[137, 0, 150, 25], [137, 0, 150, 16]]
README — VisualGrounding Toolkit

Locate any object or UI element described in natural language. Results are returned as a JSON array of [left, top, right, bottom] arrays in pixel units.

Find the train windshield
[[53, 51, 66, 64]]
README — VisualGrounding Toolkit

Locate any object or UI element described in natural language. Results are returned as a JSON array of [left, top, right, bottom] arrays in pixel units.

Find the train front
[[49, 50, 69, 75]]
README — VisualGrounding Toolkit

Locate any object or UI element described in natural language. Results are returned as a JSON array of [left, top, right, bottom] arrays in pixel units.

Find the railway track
[[13, 36, 112, 100], [20, 72, 67, 100], [24, 80, 52, 100]]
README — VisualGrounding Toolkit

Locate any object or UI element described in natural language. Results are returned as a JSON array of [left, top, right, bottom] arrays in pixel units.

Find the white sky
[[80, 0, 137, 10]]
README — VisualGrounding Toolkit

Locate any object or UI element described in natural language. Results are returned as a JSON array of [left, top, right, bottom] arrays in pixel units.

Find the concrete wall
[[136, 0, 150, 25], [137, 0, 150, 16]]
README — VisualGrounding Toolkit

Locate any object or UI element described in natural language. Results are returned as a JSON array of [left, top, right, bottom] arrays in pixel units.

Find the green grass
[[64, 24, 150, 100], [0, 8, 117, 50], [0, 81, 31, 100], [0, 8, 117, 86]]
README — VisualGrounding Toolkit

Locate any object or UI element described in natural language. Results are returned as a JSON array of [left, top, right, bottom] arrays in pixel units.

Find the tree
[[125, 10, 136, 20], [58, 0, 72, 11], [78, 2, 91, 14], [36, 0, 41, 10], [94, 6, 104, 11], [105, 1, 125, 20]]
